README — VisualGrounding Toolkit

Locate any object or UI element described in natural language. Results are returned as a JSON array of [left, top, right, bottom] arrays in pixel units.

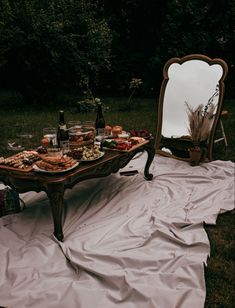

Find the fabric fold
[[0, 154, 234, 307]]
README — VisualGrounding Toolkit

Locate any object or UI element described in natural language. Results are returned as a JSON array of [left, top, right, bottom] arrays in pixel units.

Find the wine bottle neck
[[59, 124, 67, 130], [95, 103, 105, 129], [59, 110, 66, 127]]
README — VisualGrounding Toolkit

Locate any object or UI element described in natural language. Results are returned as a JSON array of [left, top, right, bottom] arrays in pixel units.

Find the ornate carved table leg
[[47, 183, 65, 241], [143, 143, 155, 180]]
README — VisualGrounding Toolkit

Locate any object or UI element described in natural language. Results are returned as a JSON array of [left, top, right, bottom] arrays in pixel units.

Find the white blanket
[[0, 154, 234, 308]]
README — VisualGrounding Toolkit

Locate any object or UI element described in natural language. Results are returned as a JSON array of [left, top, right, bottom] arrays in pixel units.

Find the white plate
[[78, 151, 105, 162], [118, 132, 130, 138], [33, 162, 79, 174]]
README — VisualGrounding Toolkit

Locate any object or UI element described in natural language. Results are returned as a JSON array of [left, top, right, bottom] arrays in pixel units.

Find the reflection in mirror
[[155, 54, 228, 162]]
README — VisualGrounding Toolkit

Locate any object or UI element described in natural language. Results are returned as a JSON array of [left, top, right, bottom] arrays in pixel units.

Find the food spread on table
[[0, 121, 151, 172]]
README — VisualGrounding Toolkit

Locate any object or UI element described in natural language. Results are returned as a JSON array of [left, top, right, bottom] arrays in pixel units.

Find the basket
[[0, 186, 25, 217]]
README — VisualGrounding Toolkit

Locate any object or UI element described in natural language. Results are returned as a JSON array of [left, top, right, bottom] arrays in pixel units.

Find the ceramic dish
[[33, 162, 79, 174], [78, 151, 105, 162]]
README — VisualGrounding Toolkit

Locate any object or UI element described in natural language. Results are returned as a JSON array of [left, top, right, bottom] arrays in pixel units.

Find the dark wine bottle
[[95, 102, 105, 130], [57, 110, 69, 152]]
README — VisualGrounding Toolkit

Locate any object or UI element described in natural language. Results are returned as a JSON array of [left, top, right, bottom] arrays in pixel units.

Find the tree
[[100, 0, 235, 97], [0, 0, 112, 102]]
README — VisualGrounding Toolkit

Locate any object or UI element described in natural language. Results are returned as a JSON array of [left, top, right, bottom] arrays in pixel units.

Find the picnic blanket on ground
[[0, 154, 234, 308]]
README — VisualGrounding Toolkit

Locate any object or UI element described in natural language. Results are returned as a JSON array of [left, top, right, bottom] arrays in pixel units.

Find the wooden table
[[0, 141, 154, 241]]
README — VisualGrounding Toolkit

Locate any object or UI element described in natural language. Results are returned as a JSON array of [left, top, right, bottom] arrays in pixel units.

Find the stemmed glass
[[6, 122, 37, 153]]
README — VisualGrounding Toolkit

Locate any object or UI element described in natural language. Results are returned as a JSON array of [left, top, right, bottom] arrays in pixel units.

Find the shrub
[[0, 88, 24, 107], [0, 0, 112, 102]]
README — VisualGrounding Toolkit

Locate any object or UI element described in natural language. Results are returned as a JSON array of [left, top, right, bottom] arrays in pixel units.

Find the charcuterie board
[[0, 151, 40, 172], [102, 139, 149, 152], [0, 164, 33, 172]]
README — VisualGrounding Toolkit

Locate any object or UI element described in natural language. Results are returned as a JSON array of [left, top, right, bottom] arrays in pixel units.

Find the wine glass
[[7, 123, 24, 152], [68, 121, 82, 148]]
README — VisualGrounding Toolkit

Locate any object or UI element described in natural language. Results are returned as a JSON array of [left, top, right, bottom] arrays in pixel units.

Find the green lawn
[[1, 97, 234, 307]]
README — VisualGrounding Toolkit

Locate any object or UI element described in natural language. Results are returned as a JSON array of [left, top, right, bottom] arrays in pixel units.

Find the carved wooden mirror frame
[[155, 54, 228, 162]]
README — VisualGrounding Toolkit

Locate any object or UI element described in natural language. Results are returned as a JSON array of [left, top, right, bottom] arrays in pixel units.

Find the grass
[[1, 96, 234, 307], [205, 210, 235, 308]]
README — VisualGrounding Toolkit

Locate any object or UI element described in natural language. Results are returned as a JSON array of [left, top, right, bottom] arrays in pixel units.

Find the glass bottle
[[57, 110, 69, 152], [95, 102, 105, 130]]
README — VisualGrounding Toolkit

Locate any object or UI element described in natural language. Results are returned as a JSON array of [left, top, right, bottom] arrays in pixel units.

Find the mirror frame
[[155, 54, 228, 161]]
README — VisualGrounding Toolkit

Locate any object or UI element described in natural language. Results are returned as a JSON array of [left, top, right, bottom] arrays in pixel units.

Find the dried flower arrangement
[[185, 88, 219, 165], [185, 84, 219, 145], [185, 102, 216, 144]]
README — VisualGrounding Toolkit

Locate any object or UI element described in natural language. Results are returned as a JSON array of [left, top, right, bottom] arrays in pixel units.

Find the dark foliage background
[[0, 0, 234, 102], [0, 0, 112, 102], [99, 0, 235, 97]]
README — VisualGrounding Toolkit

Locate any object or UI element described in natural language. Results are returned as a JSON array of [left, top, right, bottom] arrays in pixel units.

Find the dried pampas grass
[[185, 102, 216, 143]]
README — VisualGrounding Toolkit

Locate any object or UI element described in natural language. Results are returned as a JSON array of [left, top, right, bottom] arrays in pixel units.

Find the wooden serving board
[[0, 150, 40, 173], [0, 164, 33, 172], [103, 139, 149, 152]]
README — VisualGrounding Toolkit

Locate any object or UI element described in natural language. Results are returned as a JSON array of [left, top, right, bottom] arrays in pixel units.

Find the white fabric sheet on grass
[[0, 154, 234, 308]]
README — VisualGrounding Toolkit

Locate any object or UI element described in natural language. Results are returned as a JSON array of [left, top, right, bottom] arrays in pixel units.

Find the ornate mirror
[[155, 54, 228, 162]]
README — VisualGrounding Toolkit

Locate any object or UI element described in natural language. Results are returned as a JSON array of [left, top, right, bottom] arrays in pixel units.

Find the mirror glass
[[155, 55, 228, 161], [162, 60, 223, 138]]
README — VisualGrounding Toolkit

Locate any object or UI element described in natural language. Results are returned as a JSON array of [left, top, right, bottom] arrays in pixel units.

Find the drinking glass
[[67, 121, 81, 148], [68, 121, 82, 131], [7, 122, 31, 151], [43, 127, 57, 147], [17, 131, 34, 150], [82, 121, 95, 131], [7, 136, 24, 152], [82, 121, 96, 142], [96, 128, 106, 142]]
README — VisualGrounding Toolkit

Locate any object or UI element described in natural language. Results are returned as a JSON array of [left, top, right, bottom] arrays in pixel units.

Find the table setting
[[0, 121, 152, 174]]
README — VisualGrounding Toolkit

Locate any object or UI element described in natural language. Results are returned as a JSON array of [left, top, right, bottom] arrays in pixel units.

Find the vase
[[199, 146, 208, 163], [189, 148, 202, 166]]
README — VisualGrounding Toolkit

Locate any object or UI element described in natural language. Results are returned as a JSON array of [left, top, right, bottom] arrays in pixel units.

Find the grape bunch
[[129, 129, 151, 139]]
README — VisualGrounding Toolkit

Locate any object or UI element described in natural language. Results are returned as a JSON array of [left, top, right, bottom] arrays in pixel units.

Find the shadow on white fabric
[[0, 154, 234, 308]]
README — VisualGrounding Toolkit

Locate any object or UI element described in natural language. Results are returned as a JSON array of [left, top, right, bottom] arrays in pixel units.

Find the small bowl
[[118, 132, 130, 139], [47, 148, 63, 157]]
